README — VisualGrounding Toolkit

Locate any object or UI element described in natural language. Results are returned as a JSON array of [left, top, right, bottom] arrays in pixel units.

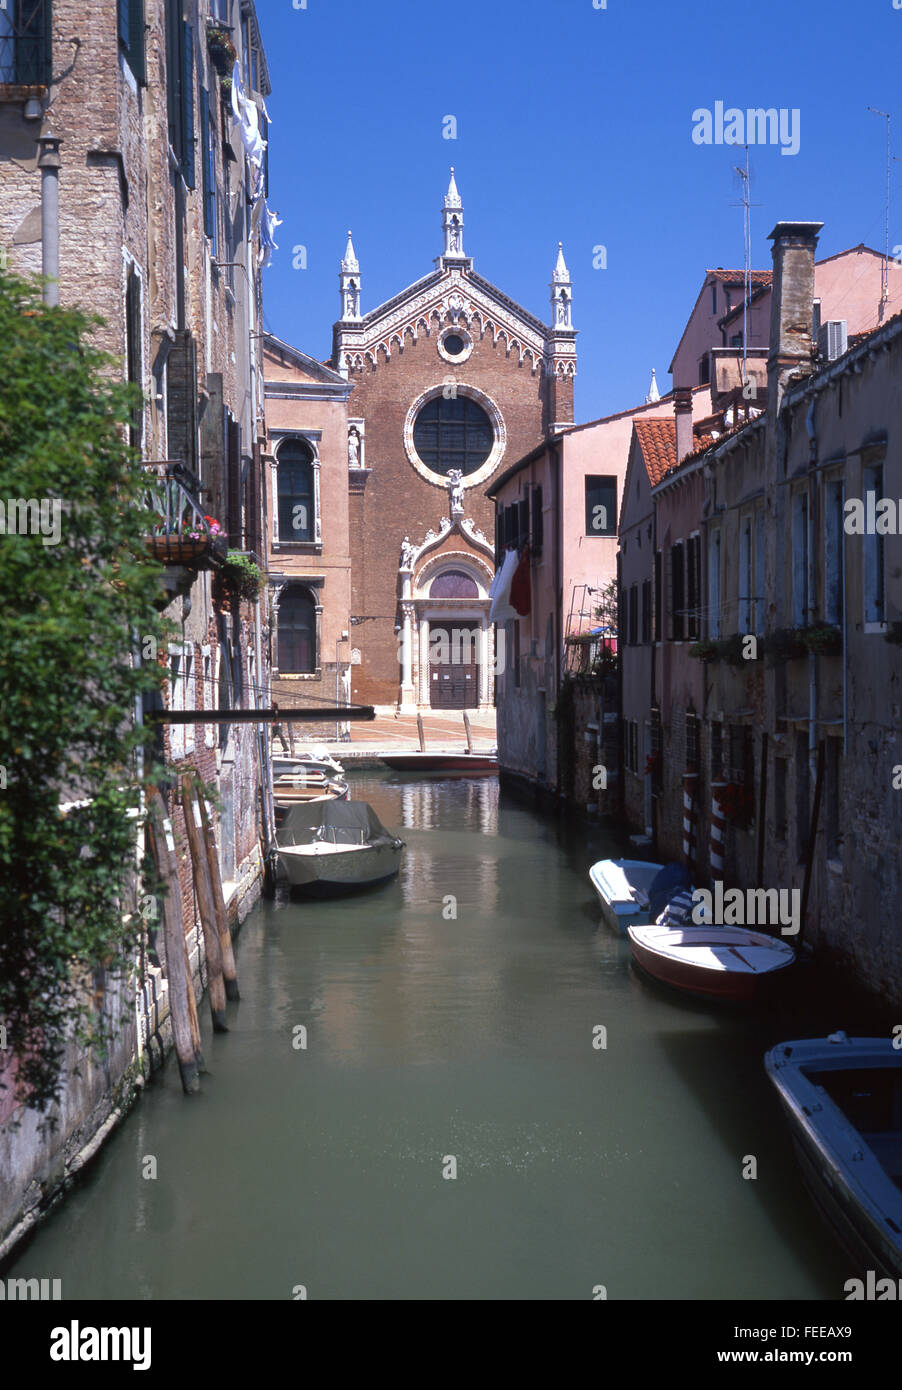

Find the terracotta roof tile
[[707, 268, 772, 286], [633, 418, 677, 485]]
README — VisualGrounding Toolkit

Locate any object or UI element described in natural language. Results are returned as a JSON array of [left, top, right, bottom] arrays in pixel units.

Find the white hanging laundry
[[489, 547, 520, 624]]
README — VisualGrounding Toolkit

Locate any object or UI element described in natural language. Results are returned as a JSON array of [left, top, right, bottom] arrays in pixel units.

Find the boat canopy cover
[[648, 861, 691, 920], [277, 799, 395, 848]]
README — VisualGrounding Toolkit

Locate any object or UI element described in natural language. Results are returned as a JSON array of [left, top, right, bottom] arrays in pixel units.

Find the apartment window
[[0, 0, 51, 85], [585, 476, 617, 537], [698, 354, 710, 386], [641, 579, 652, 645], [863, 464, 886, 626], [774, 758, 787, 841], [685, 711, 700, 774], [168, 646, 195, 761], [125, 265, 142, 450], [654, 550, 662, 641], [825, 738, 842, 859], [202, 648, 215, 750], [791, 492, 809, 627], [795, 733, 810, 861], [531, 485, 543, 559], [711, 721, 724, 782], [200, 88, 219, 254], [812, 299, 822, 340], [825, 479, 844, 627], [277, 588, 316, 674], [670, 541, 685, 640], [738, 518, 752, 634], [118, 0, 146, 83], [686, 534, 700, 639], [624, 719, 639, 775], [165, 0, 195, 188], [708, 528, 721, 638], [628, 585, 638, 645], [277, 439, 315, 543], [241, 12, 256, 91], [711, 283, 717, 314], [754, 508, 765, 635], [728, 724, 754, 794], [649, 708, 662, 794]]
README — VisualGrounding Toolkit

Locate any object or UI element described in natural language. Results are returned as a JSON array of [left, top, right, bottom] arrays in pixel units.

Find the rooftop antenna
[[867, 107, 891, 319]]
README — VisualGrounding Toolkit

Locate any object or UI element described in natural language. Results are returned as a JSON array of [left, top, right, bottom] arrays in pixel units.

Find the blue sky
[[258, 0, 901, 422]]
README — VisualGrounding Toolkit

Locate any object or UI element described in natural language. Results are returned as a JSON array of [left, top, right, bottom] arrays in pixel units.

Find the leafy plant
[[218, 550, 263, 602], [765, 627, 807, 666], [799, 624, 842, 656], [688, 639, 719, 662], [0, 270, 171, 1116]]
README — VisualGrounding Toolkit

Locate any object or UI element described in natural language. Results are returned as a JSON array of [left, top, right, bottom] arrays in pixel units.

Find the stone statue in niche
[[400, 536, 415, 569], [556, 293, 569, 326], [449, 223, 461, 252], [447, 468, 465, 517], [348, 429, 360, 468]]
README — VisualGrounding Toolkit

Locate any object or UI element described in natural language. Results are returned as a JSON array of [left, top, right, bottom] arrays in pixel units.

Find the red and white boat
[[627, 923, 795, 1002], [379, 749, 498, 776]]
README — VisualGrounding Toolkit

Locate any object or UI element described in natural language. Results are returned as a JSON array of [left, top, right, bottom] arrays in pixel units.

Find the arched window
[[413, 395, 494, 476], [429, 569, 479, 599], [277, 439, 315, 542], [278, 588, 317, 673]]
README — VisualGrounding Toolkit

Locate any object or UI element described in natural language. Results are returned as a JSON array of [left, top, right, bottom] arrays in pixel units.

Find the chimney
[[766, 221, 823, 416], [674, 387, 693, 462]]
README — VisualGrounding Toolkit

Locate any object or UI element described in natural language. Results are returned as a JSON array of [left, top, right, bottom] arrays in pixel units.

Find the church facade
[[331, 172, 577, 712]]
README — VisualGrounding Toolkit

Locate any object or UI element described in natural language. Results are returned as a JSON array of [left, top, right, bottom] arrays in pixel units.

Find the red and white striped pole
[[710, 781, 727, 877], [682, 772, 698, 878]]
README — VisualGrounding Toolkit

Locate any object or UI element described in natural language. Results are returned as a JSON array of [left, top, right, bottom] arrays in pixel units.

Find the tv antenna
[[731, 148, 760, 386], [867, 107, 891, 318]]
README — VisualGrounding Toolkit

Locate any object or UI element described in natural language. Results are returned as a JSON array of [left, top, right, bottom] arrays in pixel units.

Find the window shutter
[[165, 0, 180, 153], [531, 485, 543, 557], [200, 87, 214, 238], [518, 498, 529, 551], [118, 0, 130, 48], [227, 417, 242, 548], [166, 329, 198, 478], [181, 21, 196, 189], [495, 508, 503, 567], [126, 0, 146, 84]]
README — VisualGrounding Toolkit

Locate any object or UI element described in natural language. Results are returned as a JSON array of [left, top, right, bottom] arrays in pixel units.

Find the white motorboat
[[629, 923, 795, 1001], [589, 858, 683, 935], [276, 800, 404, 894], [272, 745, 345, 780], [765, 1033, 902, 1277]]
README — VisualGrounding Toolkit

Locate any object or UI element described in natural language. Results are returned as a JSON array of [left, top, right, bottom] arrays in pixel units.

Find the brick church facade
[[265, 171, 577, 716]]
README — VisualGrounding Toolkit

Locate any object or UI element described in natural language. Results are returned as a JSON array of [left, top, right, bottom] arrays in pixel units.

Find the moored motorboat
[[589, 859, 686, 935], [379, 749, 498, 775], [627, 923, 795, 1001], [765, 1033, 902, 1277], [272, 767, 349, 828], [275, 799, 404, 894]]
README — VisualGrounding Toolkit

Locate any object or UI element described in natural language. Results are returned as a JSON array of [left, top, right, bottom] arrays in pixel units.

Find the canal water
[[8, 771, 863, 1300]]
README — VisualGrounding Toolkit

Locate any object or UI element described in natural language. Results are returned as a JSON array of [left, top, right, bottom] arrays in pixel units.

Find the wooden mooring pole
[[146, 790, 201, 1094], [417, 713, 426, 752], [180, 777, 228, 1032], [197, 792, 240, 1000], [462, 711, 474, 753]]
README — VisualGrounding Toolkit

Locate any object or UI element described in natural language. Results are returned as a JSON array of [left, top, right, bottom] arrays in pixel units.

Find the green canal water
[[7, 772, 863, 1300]]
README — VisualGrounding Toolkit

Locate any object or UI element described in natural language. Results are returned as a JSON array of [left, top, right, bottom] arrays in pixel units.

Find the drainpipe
[[37, 133, 62, 307]]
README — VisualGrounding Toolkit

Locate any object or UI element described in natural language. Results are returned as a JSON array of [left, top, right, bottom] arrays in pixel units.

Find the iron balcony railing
[[0, 0, 52, 88]]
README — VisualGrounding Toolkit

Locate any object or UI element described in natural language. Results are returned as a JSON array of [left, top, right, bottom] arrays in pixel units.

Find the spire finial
[[646, 368, 660, 404], [341, 230, 359, 273], [552, 241, 569, 283], [445, 167, 462, 209]]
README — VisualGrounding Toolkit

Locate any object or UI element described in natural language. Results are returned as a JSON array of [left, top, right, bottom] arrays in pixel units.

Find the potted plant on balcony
[[799, 623, 842, 656], [765, 626, 807, 667], [213, 550, 264, 609], [206, 22, 238, 78], [688, 638, 719, 662], [146, 516, 223, 566]]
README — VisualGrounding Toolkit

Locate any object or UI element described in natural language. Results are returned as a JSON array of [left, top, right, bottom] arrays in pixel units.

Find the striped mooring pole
[[710, 781, 728, 878], [682, 772, 698, 878]]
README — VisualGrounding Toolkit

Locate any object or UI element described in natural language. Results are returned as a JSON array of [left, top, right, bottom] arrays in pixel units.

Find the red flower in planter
[[716, 781, 754, 824], [644, 751, 661, 778]]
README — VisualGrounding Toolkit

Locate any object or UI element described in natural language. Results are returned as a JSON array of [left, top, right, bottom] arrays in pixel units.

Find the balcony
[[0, 1, 52, 95], [143, 462, 226, 605]]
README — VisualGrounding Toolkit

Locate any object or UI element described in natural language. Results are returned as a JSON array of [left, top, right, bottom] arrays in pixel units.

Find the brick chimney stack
[[766, 221, 823, 418], [674, 386, 694, 462]]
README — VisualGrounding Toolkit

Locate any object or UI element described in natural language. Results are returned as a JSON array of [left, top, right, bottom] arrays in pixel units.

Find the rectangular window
[[708, 528, 721, 638], [774, 758, 787, 841], [792, 492, 809, 627], [495, 507, 503, 567], [654, 550, 662, 641], [825, 479, 844, 627], [711, 721, 724, 782], [628, 585, 638, 646], [125, 265, 142, 450], [863, 464, 886, 626], [200, 87, 218, 253], [165, 2, 195, 187], [531, 485, 543, 559], [687, 535, 700, 639], [119, 0, 146, 84], [729, 724, 754, 792], [518, 498, 530, 552], [641, 579, 652, 645], [754, 508, 765, 635], [1, 0, 52, 84], [585, 475, 617, 537], [670, 541, 685, 640], [738, 518, 752, 634], [698, 354, 710, 386]]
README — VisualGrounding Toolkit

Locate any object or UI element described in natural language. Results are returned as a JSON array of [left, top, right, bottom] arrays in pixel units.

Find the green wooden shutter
[[181, 22, 196, 189], [128, 0, 146, 84], [200, 87, 213, 238]]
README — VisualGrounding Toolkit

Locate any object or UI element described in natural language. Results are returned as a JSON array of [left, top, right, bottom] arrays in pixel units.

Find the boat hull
[[589, 859, 662, 935], [628, 925, 795, 1001], [765, 1037, 902, 1278], [379, 752, 497, 775], [276, 840, 402, 894]]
